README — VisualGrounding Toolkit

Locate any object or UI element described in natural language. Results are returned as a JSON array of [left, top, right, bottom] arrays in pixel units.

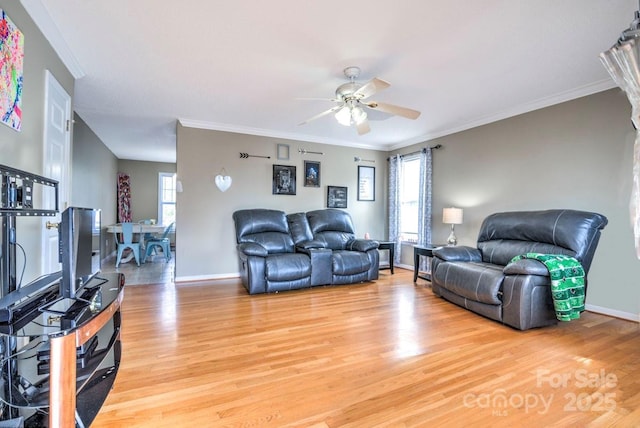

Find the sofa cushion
[[503, 258, 550, 276], [307, 209, 356, 250], [476, 210, 608, 271], [348, 239, 379, 252], [287, 212, 314, 245], [234, 209, 295, 254], [242, 231, 295, 254], [479, 240, 573, 267], [435, 261, 504, 305], [331, 250, 371, 275], [315, 232, 354, 251], [265, 253, 312, 281], [234, 209, 289, 235]]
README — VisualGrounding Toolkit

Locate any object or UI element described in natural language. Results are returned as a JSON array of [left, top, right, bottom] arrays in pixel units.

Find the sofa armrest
[[296, 240, 328, 251], [237, 242, 268, 257], [503, 259, 550, 276], [347, 239, 379, 252], [432, 245, 481, 262]]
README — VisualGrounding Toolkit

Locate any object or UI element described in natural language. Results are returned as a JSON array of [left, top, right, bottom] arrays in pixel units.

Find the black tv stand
[[0, 272, 124, 427], [1, 165, 122, 427]]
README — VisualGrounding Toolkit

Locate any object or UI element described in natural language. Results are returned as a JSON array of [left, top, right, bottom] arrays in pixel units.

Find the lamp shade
[[443, 207, 463, 225]]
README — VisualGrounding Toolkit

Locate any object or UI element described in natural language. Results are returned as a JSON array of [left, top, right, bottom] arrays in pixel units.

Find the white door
[[42, 70, 72, 275]]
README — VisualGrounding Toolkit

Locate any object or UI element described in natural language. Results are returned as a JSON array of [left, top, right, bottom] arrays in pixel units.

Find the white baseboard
[[175, 272, 240, 283], [585, 304, 640, 322], [178, 266, 418, 284], [396, 263, 414, 271]]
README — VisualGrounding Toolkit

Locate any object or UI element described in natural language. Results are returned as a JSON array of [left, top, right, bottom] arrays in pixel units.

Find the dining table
[[106, 223, 167, 235], [106, 223, 169, 264]]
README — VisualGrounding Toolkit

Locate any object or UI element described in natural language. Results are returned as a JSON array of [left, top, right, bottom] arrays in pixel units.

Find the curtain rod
[[386, 144, 442, 161]]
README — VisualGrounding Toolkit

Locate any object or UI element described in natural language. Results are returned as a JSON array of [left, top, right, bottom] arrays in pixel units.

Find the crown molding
[[391, 79, 618, 150], [182, 80, 617, 154], [177, 118, 384, 151], [21, 0, 85, 79]]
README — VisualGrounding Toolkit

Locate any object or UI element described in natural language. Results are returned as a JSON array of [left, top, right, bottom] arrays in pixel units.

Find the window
[[399, 156, 420, 243], [158, 172, 176, 226]]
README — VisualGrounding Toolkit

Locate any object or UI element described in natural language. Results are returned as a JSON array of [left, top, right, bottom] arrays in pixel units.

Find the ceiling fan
[[299, 66, 421, 135]]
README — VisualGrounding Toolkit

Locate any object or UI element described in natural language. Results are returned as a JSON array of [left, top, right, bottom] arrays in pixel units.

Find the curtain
[[388, 154, 402, 264], [600, 25, 640, 259], [117, 172, 132, 223], [417, 148, 433, 271], [388, 150, 434, 266]]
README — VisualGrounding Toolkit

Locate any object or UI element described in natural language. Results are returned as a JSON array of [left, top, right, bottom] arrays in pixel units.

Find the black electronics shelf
[[0, 164, 123, 427], [0, 273, 124, 427]]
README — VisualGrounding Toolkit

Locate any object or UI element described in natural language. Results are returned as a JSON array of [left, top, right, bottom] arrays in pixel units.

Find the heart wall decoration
[[215, 173, 232, 192]]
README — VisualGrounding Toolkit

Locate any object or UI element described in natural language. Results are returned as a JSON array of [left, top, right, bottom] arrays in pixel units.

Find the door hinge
[[66, 120, 70, 132]]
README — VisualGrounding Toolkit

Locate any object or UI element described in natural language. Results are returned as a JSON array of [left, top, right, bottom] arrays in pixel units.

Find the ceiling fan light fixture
[[352, 106, 367, 125], [335, 106, 352, 126], [302, 66, 420, 134]]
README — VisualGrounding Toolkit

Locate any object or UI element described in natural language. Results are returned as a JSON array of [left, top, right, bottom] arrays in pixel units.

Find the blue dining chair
[[144, 222, 174, 262], [115, 222, 141, 267], [139, 219, 156, 246]]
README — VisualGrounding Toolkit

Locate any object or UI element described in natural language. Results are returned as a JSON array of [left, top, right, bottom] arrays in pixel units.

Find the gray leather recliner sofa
[[430, 209, 608, 330], [233, 208, 379, 294]]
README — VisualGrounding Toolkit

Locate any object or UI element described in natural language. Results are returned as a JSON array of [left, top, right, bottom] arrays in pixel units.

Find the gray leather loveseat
[[233, 208, 379, 294], [430, 209, 608, 330]]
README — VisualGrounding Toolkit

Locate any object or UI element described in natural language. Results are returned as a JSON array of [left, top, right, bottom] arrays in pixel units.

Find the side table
[[413, 244, 444, 282], [377, 241, 395, 274]]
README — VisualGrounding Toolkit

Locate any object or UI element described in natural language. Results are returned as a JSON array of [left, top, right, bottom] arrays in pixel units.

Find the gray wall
[[117, 159, 176, 223], [175, 125, 387, 280], [0, 1, 74, 283], [70, 113, 119, 258], [175, 89, 639, 319], [396, 89, 639, 319]]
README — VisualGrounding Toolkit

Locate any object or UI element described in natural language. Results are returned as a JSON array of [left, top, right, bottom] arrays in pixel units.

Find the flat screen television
[[59, 207, 101, 299]]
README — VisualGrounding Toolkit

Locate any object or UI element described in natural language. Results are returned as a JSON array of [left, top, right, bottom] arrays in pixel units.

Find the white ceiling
[[22, 0, 637, 163]]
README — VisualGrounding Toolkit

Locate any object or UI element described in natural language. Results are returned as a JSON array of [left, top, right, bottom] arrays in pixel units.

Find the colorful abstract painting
[[0, 10, 23, 131]]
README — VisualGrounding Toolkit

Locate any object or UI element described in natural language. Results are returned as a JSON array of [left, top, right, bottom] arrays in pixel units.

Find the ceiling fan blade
[[364, 101, 421, 120], [353, 78, 390, 99], [299, 106, 341, 125], [296, 97, 340, 102], [356, 118, 371, 135]]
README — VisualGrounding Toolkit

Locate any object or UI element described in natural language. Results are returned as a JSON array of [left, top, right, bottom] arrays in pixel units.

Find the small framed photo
[[357, 165, 375, 201], [303, 160, 321, 187], [277, 144, 290, 160], [327, 186, 347, 208], [273, 164, 296, 195]]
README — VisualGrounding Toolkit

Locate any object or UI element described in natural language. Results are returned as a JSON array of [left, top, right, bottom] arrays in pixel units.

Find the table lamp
[[443, 207, 463, 246]]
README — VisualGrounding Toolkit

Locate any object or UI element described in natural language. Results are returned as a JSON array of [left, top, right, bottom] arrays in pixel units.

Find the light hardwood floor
[[92, 269, 640, 427]]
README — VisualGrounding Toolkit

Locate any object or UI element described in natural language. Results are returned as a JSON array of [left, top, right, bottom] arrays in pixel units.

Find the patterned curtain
[[417, 148, 433, 271], [388, 154, 402, 264], [117, 172, 132, 223]]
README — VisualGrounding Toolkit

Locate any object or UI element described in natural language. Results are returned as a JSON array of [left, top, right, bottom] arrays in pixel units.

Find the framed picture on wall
[[303, 160, 320, 187], [272, 164, 296, 195], [357, 165, 375, 201], [277, 144, 290, 160], [327, 186, 347, 208]]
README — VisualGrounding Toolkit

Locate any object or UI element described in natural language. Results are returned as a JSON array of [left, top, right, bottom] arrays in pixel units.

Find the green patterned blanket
[[509, 253, 585, 321]]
